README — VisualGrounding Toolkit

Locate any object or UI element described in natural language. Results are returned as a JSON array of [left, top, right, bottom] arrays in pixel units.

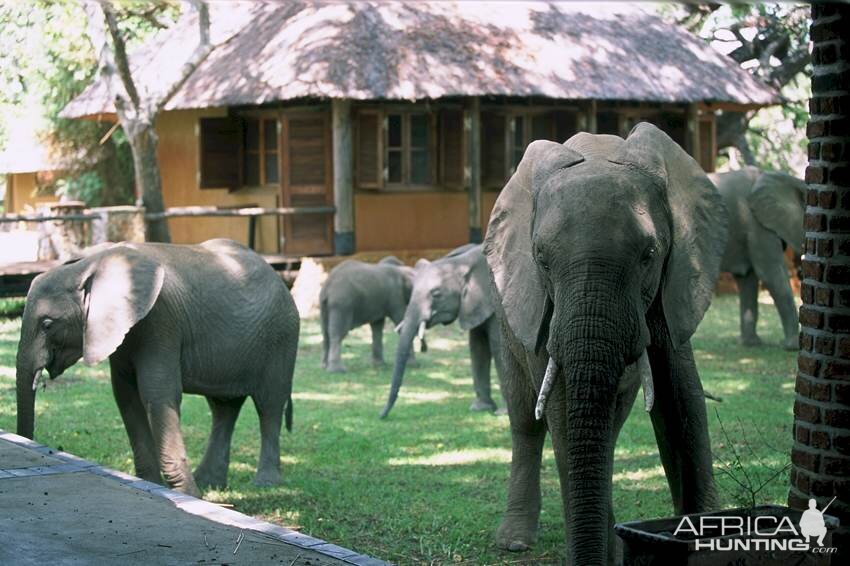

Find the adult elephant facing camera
[[380, 244, 503, 419], [16, 239, 299, 497], [484, 123, 725, 564]]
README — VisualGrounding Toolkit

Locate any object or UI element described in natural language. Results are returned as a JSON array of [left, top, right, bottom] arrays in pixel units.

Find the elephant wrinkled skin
[[16, 239, 299, 497], [320, 256, 414, 372], [380, 244, 505, 418], [484, 123, 724, 564], [710, 167, 806, 350]]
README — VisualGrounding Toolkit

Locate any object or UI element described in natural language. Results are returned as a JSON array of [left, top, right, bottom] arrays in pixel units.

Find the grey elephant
[[16, 239, 299, 497], [319, 256, 414, 372], [484, 123, 724, 564], [710, 166, 806, 350], [380, 244, 503, 419]]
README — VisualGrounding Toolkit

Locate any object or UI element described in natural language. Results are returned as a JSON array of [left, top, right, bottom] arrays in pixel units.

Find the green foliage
[[0, 294, 796, 563], [0, 1, 176, 206]]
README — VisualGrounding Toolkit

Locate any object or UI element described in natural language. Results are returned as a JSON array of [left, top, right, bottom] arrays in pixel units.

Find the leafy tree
[[661, 3, 811, 175]]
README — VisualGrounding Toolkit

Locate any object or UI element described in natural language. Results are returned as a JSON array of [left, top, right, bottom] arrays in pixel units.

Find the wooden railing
[[0, 205, 336, 251]]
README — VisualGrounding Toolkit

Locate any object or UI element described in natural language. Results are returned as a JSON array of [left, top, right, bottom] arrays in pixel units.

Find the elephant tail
[[284, 396, 293, 432]]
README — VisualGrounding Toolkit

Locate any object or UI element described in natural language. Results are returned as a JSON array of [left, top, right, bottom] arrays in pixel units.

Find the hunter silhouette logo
[[799, 497, 834, 547], [673, 499, 837, 554]]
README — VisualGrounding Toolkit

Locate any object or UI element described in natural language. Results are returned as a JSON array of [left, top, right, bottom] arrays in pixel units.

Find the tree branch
[[154, 0, 211, 113], [99, 0, 141, 110]]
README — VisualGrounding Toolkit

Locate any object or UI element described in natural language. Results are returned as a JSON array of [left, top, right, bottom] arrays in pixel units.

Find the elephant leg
[[469, 326, 497, 412], [321, 307, 329, 370], [753, 247, 799, 350], [110, 357, 161, 484], [497, 349, 546, 552], [194, 396, 246, 489], [735, 270, 762, 347], [486, 317, 508, 414], [251, 393, 283, 486], [370, 320, 385, 366], [648, 341, 717, 515], [326, 310, 349, 373]]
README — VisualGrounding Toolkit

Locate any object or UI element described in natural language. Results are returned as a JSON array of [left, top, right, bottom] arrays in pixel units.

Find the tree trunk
[[128, 124, 170, 242]]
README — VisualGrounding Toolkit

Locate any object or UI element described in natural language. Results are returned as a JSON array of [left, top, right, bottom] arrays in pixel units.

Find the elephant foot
[[194, 466, 227, 490], [326, 363, 347, 373], [738, 335, 763, 347], [496, 515, 538, 552], [253, 467, 281, 487], [782, 337, 798, 351], [494, 407, 509, 416], [470, 398, 498, 412], [371, 358, 387, 368]]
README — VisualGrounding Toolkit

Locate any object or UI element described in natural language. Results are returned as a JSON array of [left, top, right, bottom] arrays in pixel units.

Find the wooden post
[[332, 99, 354, 255], [686, 103, 701, 161], [468, 97, 482, 243]]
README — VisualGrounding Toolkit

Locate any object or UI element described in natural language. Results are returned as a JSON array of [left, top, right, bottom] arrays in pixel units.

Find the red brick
[[834, 166, 850, 188], [796, 469, 812, 492], [835, 383, 850, 403], [838, 289, 850, 308], [838, 337, 850, 358], [816, 287, 834, 307], [797, 424, 812, 444], [835, 434, 850, 456], [810, 141, 822, 160], [812, 430, 832, 450], [811, 477, 834, 496], [806, 166, 827, 185], [833, 118, 850, 138], [825, 408, 850, 428], [793, 447, 821, 472], [826, 313, 850, 333], [799, 352, 822, 376], [788, 490, 810, 510], [820, 191, 838, 209], [818, 237, 834, 257], [795, 398, 822, 423], [803, 260, 825, 282], [801, 282, 815, 304], [808, 120, 828, 139], [808, 189, 820, 206], [823, 360, 850, 379], [826, 264, 850, 283], [799, 307, 825, 329], [801, 332, 814, 352], [811, 19, 842, 42], [829, 214, 850, 232], [823, 456, 850, 476], [822, 141, 844, 161]]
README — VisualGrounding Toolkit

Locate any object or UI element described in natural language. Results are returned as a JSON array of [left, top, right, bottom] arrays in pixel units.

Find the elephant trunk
[[551, 291, 630, 565], [16, 366, 38, 439], [380, 313, 421, 419]]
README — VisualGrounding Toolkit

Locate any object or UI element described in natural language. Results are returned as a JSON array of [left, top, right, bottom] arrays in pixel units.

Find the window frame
[[383, 110, 438, 190], [240, 114, 281, 188]]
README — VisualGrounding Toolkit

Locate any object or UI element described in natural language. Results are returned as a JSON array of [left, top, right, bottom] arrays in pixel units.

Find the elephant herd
[[13, 123, 806, 564]]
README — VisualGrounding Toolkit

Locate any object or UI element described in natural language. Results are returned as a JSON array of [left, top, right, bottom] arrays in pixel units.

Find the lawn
[[0, 293, 797, 564]]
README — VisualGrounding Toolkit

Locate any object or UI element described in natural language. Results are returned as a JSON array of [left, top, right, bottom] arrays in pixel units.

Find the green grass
[[0, 294, 797, 564]]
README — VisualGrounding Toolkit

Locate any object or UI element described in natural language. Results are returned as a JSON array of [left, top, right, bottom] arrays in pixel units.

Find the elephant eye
[[642, 245, 657, 264], [40, 318, 53, 331], [431, 289, 441, 298], [537, 255, 550, 272]]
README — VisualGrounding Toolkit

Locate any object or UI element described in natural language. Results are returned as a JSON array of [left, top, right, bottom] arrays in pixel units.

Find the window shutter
[[553, 110, 578, 143], [198, 117, 242, 190], [481, 112, 506, 189], [440, 109, 465, 189], [355, 110, 383, 189]]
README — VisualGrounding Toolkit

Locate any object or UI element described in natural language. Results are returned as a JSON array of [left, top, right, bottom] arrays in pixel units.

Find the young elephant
[[16, 239, 299, 497], [709, 167, 806, 350], [380, 244, 504, 419], [484, 124, 725, 564], [319, 256, 414, 372]]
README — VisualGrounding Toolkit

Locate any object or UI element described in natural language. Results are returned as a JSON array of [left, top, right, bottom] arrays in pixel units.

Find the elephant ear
[[610, 123, 728, 348], [747, 170, 807, 253], [459, 249, 495, 330], [80, 246, 165, 365], [484, 140, 584, 351]]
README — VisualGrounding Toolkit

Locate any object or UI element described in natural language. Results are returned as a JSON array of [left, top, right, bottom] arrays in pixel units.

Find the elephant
[[16, 239, 299, 497], [319, 256, 414, 372], [483, 123, 725, 564], [380, 243, 504, 419], [709, 166, 806, 350]]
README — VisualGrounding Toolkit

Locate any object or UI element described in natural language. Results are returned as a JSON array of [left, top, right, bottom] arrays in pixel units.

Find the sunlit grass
[[0, 293, 796, 563]]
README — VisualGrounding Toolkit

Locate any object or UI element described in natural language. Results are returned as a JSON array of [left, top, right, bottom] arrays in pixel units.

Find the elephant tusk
[[395, 322, 403, 333], [417, 321, 426, 341], [31, 369, 43, 392], [535, 358, 558, 420], [639, 350, 654, 412]]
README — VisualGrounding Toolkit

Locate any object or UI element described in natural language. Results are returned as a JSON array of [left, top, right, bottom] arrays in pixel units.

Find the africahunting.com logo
[[673, 498, 837, 554]]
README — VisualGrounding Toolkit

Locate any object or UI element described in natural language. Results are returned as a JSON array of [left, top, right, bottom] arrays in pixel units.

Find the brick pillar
[[789, 3, 850, 553]]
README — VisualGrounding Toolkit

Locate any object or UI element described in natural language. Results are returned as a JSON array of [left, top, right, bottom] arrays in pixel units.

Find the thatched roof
[[62, 1, 778, 119]]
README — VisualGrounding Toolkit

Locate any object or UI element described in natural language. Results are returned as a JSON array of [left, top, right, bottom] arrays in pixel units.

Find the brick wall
[[789, 2, 850, 552]]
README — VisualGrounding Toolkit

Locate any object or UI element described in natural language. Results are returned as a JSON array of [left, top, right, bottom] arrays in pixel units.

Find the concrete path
[[0, 430, 387, 565]]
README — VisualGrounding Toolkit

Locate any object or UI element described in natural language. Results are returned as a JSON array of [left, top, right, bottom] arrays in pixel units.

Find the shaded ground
[[0, 294, 797, 564]]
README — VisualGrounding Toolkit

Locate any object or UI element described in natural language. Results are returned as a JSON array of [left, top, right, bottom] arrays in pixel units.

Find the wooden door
[[280, 111, 334, 256]]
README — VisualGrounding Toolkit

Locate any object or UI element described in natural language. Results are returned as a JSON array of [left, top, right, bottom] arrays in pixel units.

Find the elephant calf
[[710, 167, 806, 350], [16, 239, 299, 497], [319, 256, 414, 372]]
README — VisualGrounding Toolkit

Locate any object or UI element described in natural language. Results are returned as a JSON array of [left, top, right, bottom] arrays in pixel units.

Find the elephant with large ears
[[380, 244, 504, 419], [16, 239, 299, 497], [710, 167, 806, 350], [484, 123, 725, 564]]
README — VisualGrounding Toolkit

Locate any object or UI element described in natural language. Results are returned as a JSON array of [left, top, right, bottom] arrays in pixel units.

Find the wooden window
[[596, 111, 620, 135], [481, 112, 506, 189], [439, 109, 465, 189], [242, 117, 280, 187], [198, 117, 242, 190], [356, 110, 383, 189]]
